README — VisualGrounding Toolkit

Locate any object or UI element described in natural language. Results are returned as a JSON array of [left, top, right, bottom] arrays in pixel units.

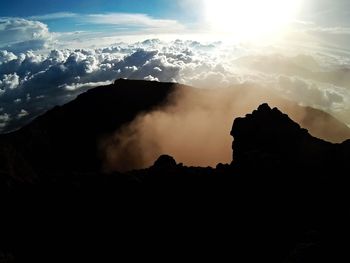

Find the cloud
[[17, 109, 28, 119], [28, 12, 77, 21], [308, 27, 350, 35], [0, 18, 52, 52], [0, 50, 17, 64], [16, 12, 185, 37], [0, 73, 19, 92], [277, 75, 343, 109], [1, 38, 350, 133], [0, 113, 10, 129], [289, 21, 350, 51], [62, 80, 113, 91], [144, 75, 160, 82], [87, 13, 185, 32]]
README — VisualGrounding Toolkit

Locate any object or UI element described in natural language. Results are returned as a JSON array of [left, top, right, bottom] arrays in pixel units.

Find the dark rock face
[[231, 103, 307, 163], [152, 155, 177, 169], [231, 103, 339, 171], [226, 104, 350, 263]]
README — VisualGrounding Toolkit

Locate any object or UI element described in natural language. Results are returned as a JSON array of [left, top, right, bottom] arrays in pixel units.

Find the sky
[[1, 0, 350, 133]]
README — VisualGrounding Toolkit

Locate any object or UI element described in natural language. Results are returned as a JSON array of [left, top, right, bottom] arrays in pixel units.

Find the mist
[[101, 83, 350, 172]]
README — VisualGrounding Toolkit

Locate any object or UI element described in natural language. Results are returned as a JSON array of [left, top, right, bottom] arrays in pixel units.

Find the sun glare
[[204, 0, 301, 39]]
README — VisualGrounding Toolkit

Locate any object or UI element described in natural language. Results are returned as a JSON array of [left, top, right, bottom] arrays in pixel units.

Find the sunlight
[[204, 0, 302, 39]]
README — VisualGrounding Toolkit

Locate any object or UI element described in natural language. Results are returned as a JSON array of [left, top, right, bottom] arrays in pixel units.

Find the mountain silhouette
[[1, 79, 350, 185], [0, 79, 349, 262], [0, 79, 180, 185], [232, 103, 344, 170]]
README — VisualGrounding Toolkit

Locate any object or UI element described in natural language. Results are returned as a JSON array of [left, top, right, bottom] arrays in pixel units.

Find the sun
[[204, 0, 301, 39]]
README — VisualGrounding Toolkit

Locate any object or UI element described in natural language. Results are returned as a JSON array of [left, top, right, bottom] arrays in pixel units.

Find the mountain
[[0, 79, 349, 262], [1, 79, 350, 186], [232, 103, 347, 170], [0, 79, 180, 185]]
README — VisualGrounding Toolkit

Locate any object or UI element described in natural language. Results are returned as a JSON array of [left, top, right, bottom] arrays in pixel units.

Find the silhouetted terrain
[[0, 79, 180, 185], [0, 79, 349, 262], [1, 79, 350, 185]]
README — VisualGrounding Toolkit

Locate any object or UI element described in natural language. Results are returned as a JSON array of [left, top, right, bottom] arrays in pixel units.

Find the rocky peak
[[230, 103, 328, 167], [152, 155, 177, 169]]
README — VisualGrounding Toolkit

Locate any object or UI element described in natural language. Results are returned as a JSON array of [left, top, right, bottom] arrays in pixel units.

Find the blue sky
[[0, 0, 194, 32], [1, 0, 349, 38], [0, 0, 177, 18]]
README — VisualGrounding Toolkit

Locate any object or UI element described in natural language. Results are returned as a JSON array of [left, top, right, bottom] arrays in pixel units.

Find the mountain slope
[[0, 93, 349, 262], [0, 79, 350, 184], [0, 79, 179, 183]]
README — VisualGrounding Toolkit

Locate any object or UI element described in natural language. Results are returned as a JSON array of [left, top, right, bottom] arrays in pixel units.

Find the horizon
[[1, 0, 350, 133]]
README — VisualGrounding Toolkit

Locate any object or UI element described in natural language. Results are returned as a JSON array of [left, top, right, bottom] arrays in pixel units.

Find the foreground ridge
[[0, 99, 349, 263]]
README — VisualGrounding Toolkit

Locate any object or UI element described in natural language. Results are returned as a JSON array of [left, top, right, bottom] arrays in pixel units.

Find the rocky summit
[[231, 103, 350, 174], [0, 80, 349, 263]]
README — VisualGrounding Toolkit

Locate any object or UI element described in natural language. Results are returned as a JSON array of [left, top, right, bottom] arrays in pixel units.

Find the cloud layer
[[1, 17, 350, 133], [0, 18, 52, 53]]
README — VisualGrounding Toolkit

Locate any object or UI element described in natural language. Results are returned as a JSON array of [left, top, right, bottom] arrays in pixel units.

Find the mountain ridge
[[0, 80, 349, 262], [1, 78, 350, 185]]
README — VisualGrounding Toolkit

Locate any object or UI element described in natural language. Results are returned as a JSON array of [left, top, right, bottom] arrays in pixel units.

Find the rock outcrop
[[231, 103, 344, 172], [152, 155, 178, 169]]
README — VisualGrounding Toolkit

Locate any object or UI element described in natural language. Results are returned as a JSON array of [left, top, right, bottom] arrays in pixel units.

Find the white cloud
[[0, 13, 187, 51], [28, 12, 77, 20], [0, 50, 17, 64], [62, 80, 113, 91], [0, 18, 52, 52], [19, 12, 185, 33], [0, 113, 10, 129], [308, 27, 350, 35], [17, 109, 28, 119], [288, 21, 350, 51], [0, 73, 19, 91], [1, 38, 350, 132], [0, 113, 9, 121], [87, 13, 185, 32], [144, 75, 159, 82]]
